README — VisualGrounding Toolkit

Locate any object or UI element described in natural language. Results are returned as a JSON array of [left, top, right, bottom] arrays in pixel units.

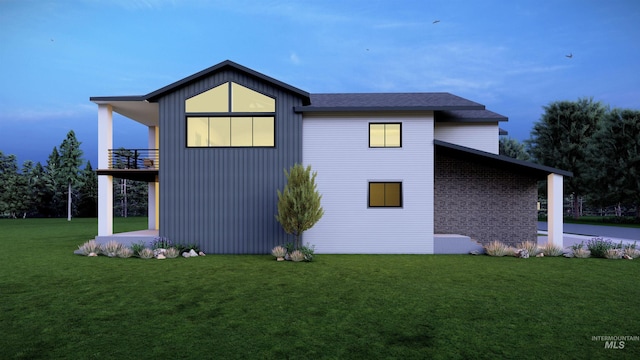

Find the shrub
[[152, 236, 173, 250], [604, 249, 621, 259], [586, 237, 614, 258], [483, 241, 509, 257], [623, 247, 640, 259], [540, 242, 563, 257], [117, 247, 134, 258], [100, 240, 122, 257], [138, 248, 154, 259], [289, 250, 305, 262], [130, 242, 146, 257], [572, 247, 591, 258], [165, 248, 179, 259], [518, 241, 539, 256], [77, 240, 99, 256], [299, 243, 316, 262], [271, 245, 287, 258]]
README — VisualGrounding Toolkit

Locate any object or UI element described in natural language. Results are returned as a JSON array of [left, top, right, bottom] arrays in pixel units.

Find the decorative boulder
[[189, 249, 198, 257], [536, 253, 544, 257], [182, 252, 190, 258], [88, 252, 98, 257], [516, 249, 529, 258], [198, 251, 206, 256], [156, 254, 166, 260]]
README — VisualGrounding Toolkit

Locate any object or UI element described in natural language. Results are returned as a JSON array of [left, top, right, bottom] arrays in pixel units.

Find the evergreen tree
[[499, 137, 530, 160], [0, 152, 20, 217], [77, 161, 98, 217], [59, 130, 84, 221], [589, 108, 640, 218], [31, 162, 49, 217], [526, 98, 607, 218], [43, 147, 64, 217], [275, 164, 324, 250]]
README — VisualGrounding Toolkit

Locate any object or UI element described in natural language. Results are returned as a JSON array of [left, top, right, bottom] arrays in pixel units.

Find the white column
[[147, 126, 157, 230], [547, 173, 564, 247], [98, 104, 113, 236]]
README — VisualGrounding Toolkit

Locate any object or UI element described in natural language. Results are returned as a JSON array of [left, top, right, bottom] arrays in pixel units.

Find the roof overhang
[[435, 140, 573, 179], [96, 169, 158, 182], [90, 96, 159, 127]]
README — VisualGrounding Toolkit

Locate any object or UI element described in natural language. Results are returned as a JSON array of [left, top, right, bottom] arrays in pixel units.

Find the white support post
[[98, 104, 113, 236], [148, 126, 159, 230], [547, 173, 564, 248]]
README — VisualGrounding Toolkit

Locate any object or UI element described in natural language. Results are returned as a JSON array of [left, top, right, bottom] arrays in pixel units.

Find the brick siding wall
[[434, 155, 538, 247]]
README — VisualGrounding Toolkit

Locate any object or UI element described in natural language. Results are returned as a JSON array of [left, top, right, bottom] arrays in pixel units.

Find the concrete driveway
[[538, 221, 640, 248]]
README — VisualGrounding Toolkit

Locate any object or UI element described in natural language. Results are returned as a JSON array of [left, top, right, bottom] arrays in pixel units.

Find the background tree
[[59, 130, 84, 221], [275, 164, 324, 250], [499, 136, 530, 160], [526, 98, 607, 218], [77, 161, 98, 217], [43, 147, 64, 217], [588, 108, 640, 218], [0, 152, 20, 217]]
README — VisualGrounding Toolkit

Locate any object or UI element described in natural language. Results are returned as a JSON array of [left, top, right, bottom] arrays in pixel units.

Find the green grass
[[564, 216, 640, 228], [1, 218, 639, 359]]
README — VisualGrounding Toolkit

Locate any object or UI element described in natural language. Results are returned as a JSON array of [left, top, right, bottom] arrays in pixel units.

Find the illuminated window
[[369, 123, 401, 147], [369, 182, 402, 207], [186, 82, 275, 147]]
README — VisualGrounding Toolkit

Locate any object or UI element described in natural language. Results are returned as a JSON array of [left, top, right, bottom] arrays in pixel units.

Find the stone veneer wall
[[434, 155, 538, 247]]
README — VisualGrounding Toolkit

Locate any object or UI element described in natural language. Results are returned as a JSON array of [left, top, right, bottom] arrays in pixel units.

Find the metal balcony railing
[[108, 149, 159, 170]]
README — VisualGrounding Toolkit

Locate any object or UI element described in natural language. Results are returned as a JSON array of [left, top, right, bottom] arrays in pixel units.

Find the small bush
[[100, 240, 122, 257], [289, 250, 305, 262], [117, 247, 134, 258], [586, 238, 614, 258], [604, 249, 621, 259], [518, 241, 539, 256], [77, 240, 99, 256], [152, 236, 173, 250], [299, 243, 316, 262], [484, 241, 509, 257], [165, 248, 179, 259], [130, 242, 146, 257], [138, 248, 154, 259], [623, 247, 640, 259], [572, 247, 591, 258], [271, 245, 287, 258], [540, 242, 563, 257]]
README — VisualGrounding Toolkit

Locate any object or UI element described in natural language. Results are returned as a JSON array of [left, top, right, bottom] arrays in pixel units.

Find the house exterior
[[91, 60, 570, 254]]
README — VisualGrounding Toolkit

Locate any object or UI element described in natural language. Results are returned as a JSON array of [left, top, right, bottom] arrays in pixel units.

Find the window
[[369, 182, 402, 207], [186, 82, 275, 147], [369, 123, 401, 147]]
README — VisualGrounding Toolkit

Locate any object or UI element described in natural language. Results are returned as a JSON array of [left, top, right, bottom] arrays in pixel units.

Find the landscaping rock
[[156, 254, 166, 260], [189, 249, 198, 257], [536, 253, 544, 257], [516, 249, 529, 258], [88, 252, 98, 257], [182, 252, 190, 258], [198, 251, 206, 256]]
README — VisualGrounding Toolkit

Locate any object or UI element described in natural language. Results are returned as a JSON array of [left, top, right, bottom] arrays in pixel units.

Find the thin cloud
[[289, 52, 301, 65]]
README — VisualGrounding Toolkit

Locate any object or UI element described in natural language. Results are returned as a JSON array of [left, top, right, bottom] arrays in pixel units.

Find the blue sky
[[1, 0, 638, 167]]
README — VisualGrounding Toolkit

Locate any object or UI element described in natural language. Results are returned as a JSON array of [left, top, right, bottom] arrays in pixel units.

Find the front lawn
[[1, 218, 638, 359]]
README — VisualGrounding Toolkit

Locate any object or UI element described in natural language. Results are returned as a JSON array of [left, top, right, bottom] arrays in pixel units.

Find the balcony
[[96, 149, 159, 182]]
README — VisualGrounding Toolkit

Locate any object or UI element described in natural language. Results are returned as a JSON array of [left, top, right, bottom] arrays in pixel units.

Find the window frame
[[368, 181, 403, 208], [185, 82, 276, 148], [369, 122, 402, 148]]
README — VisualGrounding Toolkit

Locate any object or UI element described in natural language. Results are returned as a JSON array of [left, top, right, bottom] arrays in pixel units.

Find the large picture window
[[186, 82, 275, 147], [369, 182, 402, 207], [369, 123, 401, 147]]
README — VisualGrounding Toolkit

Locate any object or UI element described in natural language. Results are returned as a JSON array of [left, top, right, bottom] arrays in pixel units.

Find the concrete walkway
[[537, 221, 640, 248]]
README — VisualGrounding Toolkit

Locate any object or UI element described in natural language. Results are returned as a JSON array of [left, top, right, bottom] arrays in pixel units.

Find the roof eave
[[294, 105, 486, 113], [434, 139, 573, 178]]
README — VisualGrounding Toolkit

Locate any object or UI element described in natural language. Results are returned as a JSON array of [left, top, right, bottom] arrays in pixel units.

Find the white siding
[[434, 123, 499, 154], [302, 113, 434, 254]]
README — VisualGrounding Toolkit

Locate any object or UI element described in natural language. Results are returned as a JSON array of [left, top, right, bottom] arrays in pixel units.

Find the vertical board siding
[[302, 113, 434, 254], [434, 123, 499, 154], [158, 69, 302, 253]]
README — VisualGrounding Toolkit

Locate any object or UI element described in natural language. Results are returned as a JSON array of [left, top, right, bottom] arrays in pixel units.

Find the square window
[[369, 182, 402, 207], [369, 123, 401, 147]]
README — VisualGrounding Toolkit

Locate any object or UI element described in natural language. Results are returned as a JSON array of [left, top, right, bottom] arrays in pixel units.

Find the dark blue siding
[[158, 69, 303, 253]]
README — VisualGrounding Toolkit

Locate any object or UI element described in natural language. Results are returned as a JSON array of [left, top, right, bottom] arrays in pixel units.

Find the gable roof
[[145, 60, 311, 103], [434, 139, 572, 178], [295, 92, 485, 113], [436, 109, 508, 122]]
